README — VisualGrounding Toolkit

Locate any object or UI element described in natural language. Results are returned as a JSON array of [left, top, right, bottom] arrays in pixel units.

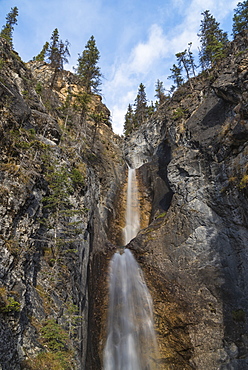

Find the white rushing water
[[123, 167, 140, 245], [103, 167, 158, 370]]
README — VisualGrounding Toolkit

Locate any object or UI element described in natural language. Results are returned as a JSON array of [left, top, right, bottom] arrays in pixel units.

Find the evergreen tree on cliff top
[[34, 28, 70, 70], [155, 79, 167, 104], [0, 7, 18, 48], [34, 29, 70, 69], [124, 104, 135, 136], [47, 28, 70, 70], [198, 10, 228, 69], [75, 36, 102, 94], [43, 28, 70, 89], [34, 42, 49, 62], [233, 1, 248, 36], [167, 63, 184, 88], [134, 83, 148, 127]]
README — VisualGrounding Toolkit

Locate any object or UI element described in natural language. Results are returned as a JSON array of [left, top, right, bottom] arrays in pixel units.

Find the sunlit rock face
[[0, 37, 125, 369]]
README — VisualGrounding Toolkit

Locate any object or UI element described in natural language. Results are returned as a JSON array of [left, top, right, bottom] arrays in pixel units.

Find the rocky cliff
[[123, 31, 248, 369], [1, 30, 248, 370], [0, 38, 125, 369]]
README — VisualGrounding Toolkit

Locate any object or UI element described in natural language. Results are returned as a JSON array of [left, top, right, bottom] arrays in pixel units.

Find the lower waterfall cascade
[[103, 167, 158, 370]]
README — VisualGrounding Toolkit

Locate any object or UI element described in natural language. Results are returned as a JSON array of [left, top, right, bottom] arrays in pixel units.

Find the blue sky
[[0, 0, 240, 134]]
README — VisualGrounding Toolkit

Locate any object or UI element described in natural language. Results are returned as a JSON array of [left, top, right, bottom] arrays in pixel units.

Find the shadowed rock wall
[[122, 32, 248, 369]]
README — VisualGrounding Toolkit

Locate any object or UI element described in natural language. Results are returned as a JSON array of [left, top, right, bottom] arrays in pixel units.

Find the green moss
[[2, 296, 20, 313], [144, 236, 157, 242], [155, 211, 167, 219], [0, 287, 20, 313], [28, 128, 36, 136], [22, 90, 29, 96]]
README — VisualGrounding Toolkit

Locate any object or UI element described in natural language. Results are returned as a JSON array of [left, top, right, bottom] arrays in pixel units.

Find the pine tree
[[147, 101, 156, 116], [175, 43, 197, 83], [124, 104, 135, 136], [41, 28, 70, 89], [134, 83, 148, 127], [233, 1, 248, 36], [34, 42, 49, 61], [155, 79, 166, 104], [47, 28, 70, 71], [187, 42, 197, 77], [75, 36, 102, 94], [175, 46, 197, 90], [167, 64, 184, 88], [0, 7, 18, 48], [175, 50, 191, 81], [198, 10, 228, 69]]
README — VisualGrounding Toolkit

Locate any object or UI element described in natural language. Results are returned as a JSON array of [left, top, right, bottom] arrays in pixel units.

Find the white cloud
[[103, 24, 170, 134], [129, 24, 168, 74], [184, 0, 239, 26], [110, 89, 138, 135], [111, 106, 128, 135]]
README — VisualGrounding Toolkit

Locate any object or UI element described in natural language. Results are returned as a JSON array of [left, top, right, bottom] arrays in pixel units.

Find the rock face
[[1, 31, 248, 370], [0, 38, 125, 369], [122, 32, 248, 369]]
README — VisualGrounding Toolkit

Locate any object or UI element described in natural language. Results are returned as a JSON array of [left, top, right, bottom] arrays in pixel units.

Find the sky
[[0, 0, 240, 135]]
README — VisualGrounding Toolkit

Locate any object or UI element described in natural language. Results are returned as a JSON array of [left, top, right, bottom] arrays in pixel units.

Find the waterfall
[[123, 167, 140, 245], [103, 167, 158, 370]]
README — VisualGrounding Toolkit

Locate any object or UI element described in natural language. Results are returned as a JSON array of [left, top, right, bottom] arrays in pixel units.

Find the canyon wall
[[123, 32, 248, 369], [0, 38, 125, 369], [0, 31, 248, 370]]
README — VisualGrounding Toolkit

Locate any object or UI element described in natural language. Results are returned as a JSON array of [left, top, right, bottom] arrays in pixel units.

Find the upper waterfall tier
[[122, 167, 140, 244]]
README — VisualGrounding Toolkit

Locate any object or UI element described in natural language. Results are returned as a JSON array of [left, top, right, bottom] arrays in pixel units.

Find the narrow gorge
[[0, 30, 248, 370]]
